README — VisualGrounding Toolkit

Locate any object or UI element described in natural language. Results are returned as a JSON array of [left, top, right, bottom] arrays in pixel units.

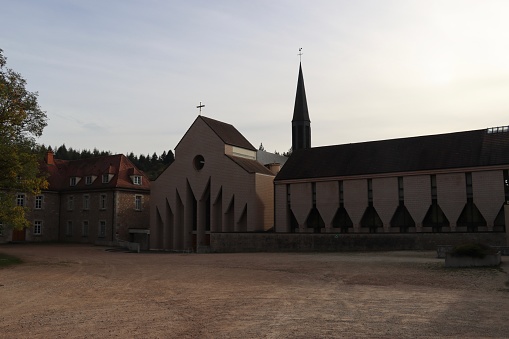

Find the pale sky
[[2, 0, 509, 156]]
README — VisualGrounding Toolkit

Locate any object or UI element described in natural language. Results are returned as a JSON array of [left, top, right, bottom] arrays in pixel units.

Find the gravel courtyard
[[1, 244, 508, 338]]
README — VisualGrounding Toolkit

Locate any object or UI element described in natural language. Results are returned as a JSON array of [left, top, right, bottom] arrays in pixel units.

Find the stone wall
[[210, 232, 507, 253]]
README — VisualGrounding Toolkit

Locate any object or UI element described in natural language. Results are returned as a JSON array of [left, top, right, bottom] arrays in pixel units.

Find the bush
[[450, 243, 496, 259]]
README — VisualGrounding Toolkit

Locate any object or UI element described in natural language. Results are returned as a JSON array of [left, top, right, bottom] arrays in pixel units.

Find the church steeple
[[292, 62, 311, 151]]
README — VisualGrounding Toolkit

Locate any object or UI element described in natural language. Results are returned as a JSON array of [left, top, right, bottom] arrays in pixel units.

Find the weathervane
[[298, 48, 303, 62], [197, 101, 205, 115]]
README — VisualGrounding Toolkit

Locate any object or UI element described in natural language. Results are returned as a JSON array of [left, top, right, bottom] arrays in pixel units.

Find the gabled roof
[[275, 128, 509, 181], [42, 154, 150, 191], [200, 116, 256, 151], [292, 62, 310, 122], [226, 155, 275, 176], [174, 116, 257, 152]]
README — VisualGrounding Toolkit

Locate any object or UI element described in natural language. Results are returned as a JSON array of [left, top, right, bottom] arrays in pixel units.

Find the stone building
[[150, 116, 277, 251], [0, 151, 151, 248], [275, 64, 509, 238]]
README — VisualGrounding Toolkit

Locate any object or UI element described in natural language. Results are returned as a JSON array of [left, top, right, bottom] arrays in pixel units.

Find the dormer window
[[102, 174, 110, 183], [70, 177, 80, 186], [133, 175, 142, 185], [85, 176, 94, 185]]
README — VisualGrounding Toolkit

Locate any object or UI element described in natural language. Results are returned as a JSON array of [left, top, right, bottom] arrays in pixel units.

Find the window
[[100, 194, 107, 210], [102, 174, 110, 183], [16, 194, 25, 207], [135, 195, 142, 210], [34, 221, 42, 235], [398, 177, 404, 204], [431, 175, 437, 201], [98, 221, 106, 238], [83, 194, 90, 210], [67, 196, 74, 210], [86, 176, 93, 185], [66, 221, 73, 236], [82, 221, 89, 237], [0, 221, 3, 236], [35, 195, 43, 209], [70, 177, 77, 186], [193, 155, 205, 170], [367, 179, 373, 204], [133, 176, 142, 185]]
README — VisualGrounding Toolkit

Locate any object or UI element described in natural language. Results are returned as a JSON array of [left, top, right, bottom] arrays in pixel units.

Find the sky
[[2, 0, 509, 157]]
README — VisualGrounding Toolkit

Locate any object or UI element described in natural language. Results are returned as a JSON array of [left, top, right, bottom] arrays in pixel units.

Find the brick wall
[[150, 117, 275, 250], [373, 177, 398, 232], [289, 183, 312, 229], [403, 175, 431, 229], [343, 179, 367, 230], [473, 171, 505, 229], [274, 184, 288, 232], [437, 173, 466, 231], [316, 181, 339, 227], [26, 191, 60, 242]]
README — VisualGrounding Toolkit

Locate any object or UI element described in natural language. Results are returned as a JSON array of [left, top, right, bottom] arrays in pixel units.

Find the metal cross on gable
[[197, 101, 205, 115]]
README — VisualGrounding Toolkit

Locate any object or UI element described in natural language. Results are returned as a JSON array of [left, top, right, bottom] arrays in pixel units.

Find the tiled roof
[[200, 116, 256, 151], [226, 155, 275, 175], [42, 154, 150, 191], [275, 128, 509, 181]]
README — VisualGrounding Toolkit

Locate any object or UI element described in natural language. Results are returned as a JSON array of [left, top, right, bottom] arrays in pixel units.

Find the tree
[[0, 49, 48, 230]]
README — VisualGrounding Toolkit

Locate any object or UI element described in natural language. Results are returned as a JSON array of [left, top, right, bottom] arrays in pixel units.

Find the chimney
[[45, 150, 54, 165]]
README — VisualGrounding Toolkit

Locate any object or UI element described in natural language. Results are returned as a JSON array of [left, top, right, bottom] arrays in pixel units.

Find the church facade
[[150, 116, 276, 251], [275, 64, 509, 238]]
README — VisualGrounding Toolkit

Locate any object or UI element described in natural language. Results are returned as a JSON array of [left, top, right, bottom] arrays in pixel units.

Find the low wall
[[210, 232, 507, 253]]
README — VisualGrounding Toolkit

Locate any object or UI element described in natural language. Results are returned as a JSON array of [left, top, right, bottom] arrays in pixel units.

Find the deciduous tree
[[0, 49, 48, 230]]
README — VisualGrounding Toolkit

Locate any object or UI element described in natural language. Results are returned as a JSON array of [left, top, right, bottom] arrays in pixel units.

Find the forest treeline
[[38, 144, 174, 180]]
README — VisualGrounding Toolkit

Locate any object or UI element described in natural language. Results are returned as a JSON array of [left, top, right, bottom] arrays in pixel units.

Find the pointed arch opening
[[390, 204, 415, 233], [288, 208, 299, 233], [494, 204, 507, 232], [224, 196, 235, 232], [212, 187, 223, 232], [155, 207, 163, 250], [332, 206, 353, 233], [165, 199, 174, 250], [360, 205, 383, 233], [306, 207, 324, 233], [237, 204, 247, 232], [457, 201, 487, 232], [423, 202, 449, 232]]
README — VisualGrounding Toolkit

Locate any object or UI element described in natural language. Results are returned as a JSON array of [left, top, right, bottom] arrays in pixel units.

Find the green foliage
[[0, 49, 48, 230], [450, 243, 496, 259]]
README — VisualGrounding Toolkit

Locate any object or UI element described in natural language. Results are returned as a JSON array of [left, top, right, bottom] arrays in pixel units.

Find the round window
[[193, 155, 205, 170]]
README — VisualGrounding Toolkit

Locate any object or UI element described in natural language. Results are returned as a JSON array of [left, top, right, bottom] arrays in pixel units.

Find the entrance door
[[12, 229, 26, 242]]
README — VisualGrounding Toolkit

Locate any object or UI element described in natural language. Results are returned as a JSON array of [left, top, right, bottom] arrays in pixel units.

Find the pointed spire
[[292, 62, 310, 122], [292, 62, 311, 151]]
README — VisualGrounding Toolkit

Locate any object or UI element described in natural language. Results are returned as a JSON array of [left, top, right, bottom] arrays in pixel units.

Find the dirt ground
[[1, 244, 508, 339]]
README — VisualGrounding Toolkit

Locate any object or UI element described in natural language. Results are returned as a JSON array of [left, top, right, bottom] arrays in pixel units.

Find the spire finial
[[196, 101, 205, 115], [298, 48, 303, 63]]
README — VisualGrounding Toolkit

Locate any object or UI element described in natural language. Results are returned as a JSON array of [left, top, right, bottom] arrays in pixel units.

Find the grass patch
[[0, 253, 22, 268]]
